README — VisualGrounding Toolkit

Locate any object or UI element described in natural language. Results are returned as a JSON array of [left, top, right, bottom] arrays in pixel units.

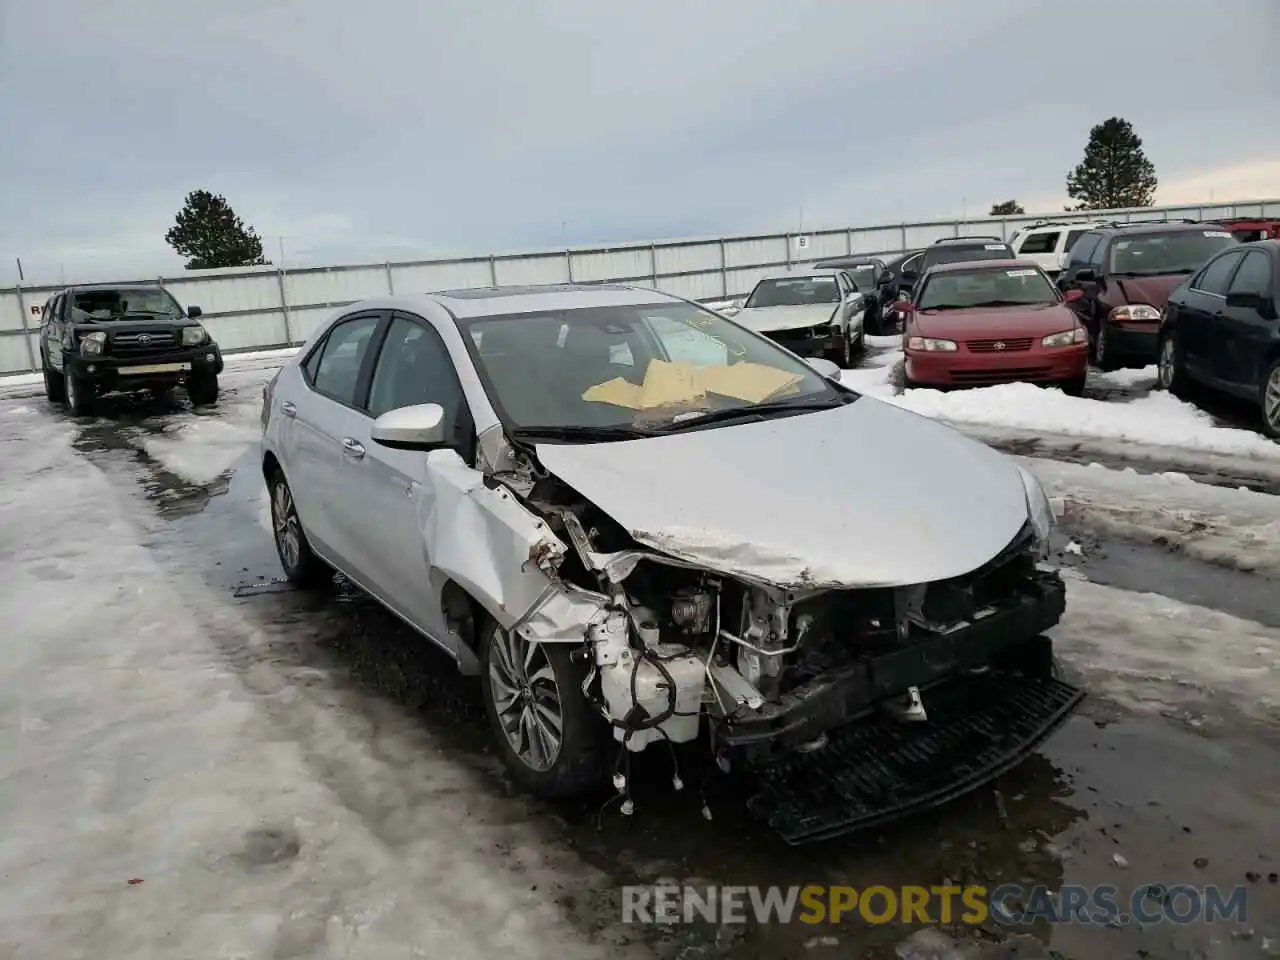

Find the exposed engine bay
[[505, 454, 1067, 772]]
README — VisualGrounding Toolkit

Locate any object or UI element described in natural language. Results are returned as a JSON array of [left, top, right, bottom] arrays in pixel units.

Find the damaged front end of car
[[465, 423, 1082, 843]]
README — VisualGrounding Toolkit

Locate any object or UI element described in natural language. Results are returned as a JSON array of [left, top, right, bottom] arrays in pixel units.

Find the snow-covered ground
[[841, 354, 1280, 461]]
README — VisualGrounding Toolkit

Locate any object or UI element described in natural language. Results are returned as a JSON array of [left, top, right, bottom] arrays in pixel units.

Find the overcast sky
[[2, 0, 1278, 283]]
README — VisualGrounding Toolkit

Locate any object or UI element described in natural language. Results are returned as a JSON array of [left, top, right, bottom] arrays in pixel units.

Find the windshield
[[1109, 230, 1240, 275], [70, 288, 184, 320], [918, 267, 1058, 311], [745, 276, 840, 307], [923, 245, 1012, 269], [463, 300, 840, 432], [845, 265, 879, 290]]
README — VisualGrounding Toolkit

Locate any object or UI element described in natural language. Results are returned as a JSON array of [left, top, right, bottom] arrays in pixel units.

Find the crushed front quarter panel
[[420, 449, 571, 630]]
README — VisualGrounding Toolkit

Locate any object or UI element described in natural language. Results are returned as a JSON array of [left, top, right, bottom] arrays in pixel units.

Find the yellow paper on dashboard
[[582, 360, 803, 409]]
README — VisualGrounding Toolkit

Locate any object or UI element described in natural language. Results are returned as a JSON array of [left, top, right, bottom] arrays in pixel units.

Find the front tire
[[1091, 322, 1121, 372], [65, 370, 96, 417], [188, 373, 219, 406], [480, 618, 607, 799], [268, 469, 332, 588]]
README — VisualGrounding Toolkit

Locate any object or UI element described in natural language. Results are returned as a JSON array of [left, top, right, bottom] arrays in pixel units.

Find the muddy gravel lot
[[1, 354, 1278, 959]]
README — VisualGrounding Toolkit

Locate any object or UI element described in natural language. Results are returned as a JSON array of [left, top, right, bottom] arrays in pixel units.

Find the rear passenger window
[[311, 314, 381, 405], [1066, 233, 1101, 267], [1017, 232, 1059, 255], [1063, 229, 1089, 252], [1192, 252, 1246, 297], [1227, 251, 1272, 298]]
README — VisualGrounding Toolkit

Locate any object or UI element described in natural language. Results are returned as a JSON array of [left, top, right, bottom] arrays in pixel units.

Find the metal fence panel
[[494, 253, 570, 286], [391, 258, 492, 294], [284, 265, 388, 308], [571, 247, 651, 283], [165, 272, 280, 314], [660, 271, 724, 302], [203, 310, 290, 352], [0, 335, 34, 374], [0, 290, 29, 333], [656, 241, 720, 275]]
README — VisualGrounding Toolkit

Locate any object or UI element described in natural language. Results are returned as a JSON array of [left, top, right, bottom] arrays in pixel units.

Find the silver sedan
[[260, 283, 1072, 831]]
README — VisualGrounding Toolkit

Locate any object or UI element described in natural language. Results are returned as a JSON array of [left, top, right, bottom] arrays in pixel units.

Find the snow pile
[[133, 417, 260, 485], [1022, 457, 1280, 578], [1054, 580, 1280, 725]]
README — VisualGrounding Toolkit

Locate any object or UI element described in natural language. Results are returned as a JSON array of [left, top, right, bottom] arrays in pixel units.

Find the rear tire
[[268, 469, 332, 589], [479, 618, 607, 799], [65, 370, 96, 417], [188, 373, 219, 406]]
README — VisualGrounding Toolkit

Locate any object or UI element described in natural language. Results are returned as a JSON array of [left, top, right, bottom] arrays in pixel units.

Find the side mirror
[[1074, 269, 1097, 284], [371, 403, 447, 451], [1225, 291, 1262, 310], [1062, 289, 1084, 303], [897, 302, 916, 317], [187, 305, 203, 318], [877, 270, 892, 285], [806, 357, 841, 379]]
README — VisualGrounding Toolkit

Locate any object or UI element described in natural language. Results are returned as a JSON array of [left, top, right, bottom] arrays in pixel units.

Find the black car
[[38, 283, 223, 416], [904, 237, 1018, 289], [1157, 239, 1280, 438], [812, 256, 895, 333]]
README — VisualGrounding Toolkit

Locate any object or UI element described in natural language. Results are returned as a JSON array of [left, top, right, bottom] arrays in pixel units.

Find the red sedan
[[900, 259, 1089, 395]]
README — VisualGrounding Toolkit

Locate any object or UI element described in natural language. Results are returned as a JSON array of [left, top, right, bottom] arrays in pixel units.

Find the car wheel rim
[[272, 481, 302, 571], [488, 628, 563, 772], [67, 375, 77, 409], [843, 333, 851, 367], [1095, 326, 1105, 363], [1266, 368, 1280, 430]]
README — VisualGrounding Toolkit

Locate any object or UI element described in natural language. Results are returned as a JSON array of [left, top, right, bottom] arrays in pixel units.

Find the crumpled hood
[[1112, 274, 1184, 308], [734, 303, 839, 334], [534, 399, 1030, 589]]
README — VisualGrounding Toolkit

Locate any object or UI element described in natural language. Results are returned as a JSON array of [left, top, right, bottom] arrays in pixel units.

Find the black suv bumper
[[713, 570, 1067, 759], [66, 344, 224, 390]]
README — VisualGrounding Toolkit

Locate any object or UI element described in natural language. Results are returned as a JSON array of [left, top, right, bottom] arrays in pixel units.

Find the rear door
[[336, 311, 473, 639], [285, 310, 386, 569], [1179, 250, 1245, 383], [1218, 249, 1277, 392]]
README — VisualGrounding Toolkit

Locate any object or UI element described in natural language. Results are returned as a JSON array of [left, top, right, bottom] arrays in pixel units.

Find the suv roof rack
[[934, 235, 1005, 244], [1103, 218, 1200, 229]]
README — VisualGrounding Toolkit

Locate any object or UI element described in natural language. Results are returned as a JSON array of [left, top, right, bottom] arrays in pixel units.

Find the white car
[[730, 268, 868, 367], [259, 284, 1078, 841], [1009, 220, 1110, 279]]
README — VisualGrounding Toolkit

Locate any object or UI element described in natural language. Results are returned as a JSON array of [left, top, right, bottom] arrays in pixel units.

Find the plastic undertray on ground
[[745, 673, 1084, 845]]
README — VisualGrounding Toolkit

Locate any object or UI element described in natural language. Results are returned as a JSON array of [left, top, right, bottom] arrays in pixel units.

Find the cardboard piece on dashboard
[[582, 360, 803, 409]]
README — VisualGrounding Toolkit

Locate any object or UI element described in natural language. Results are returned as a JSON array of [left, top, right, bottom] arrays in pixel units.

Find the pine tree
[[989, 200, 1025, 216], [1065, 118, 1158, 211], [165, 190, 271, 270]]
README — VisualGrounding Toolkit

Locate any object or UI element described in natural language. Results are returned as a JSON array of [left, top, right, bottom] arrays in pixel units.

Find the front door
[[1218, 249, 1277, 392], [337, 311, 473, 641], [1178, 251, 1244, 384]]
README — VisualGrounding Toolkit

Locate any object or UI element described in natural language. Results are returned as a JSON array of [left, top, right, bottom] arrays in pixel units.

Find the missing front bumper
[[745, 671, 1084, 844]]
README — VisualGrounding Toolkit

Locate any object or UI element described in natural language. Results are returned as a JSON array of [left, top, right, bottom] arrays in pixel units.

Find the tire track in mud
[[61, 411, 664, 960]]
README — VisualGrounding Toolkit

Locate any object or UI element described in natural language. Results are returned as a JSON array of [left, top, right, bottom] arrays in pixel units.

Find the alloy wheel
[[1266, 367, 1280, 433], [843, 331, 852, 368], [66, 373, 78, 410], [272, 480, 302, 572], [487, 628, 563, 772]]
